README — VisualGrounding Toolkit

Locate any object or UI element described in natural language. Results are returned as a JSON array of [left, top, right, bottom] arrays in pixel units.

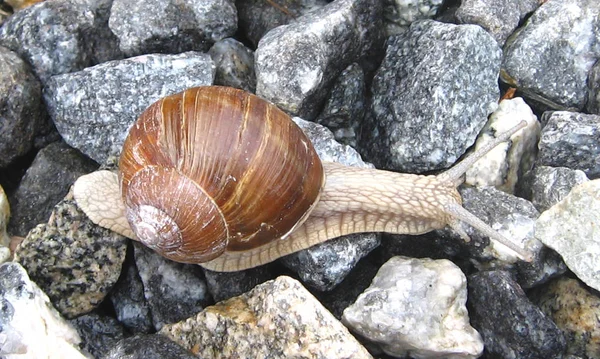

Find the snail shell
[[119, 86, 324, 263]]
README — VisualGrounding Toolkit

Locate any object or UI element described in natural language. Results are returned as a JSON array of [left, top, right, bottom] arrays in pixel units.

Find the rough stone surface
[[14, 198, 128, 318], [255, 0, 383, 119], [465, 97, 540, 193], [43, 52, 214, 164], [382, 0, 443, 34], [342, 256, 483, 358], [532, 277, 600, 358], [108, 0, 237, 57], [362, 20, 501, 173], [69, 313, 125, 359], [160, 276, 373, 359], [7, 141, 98, 236], [520, 165, 589, 213], [208, 38, 256, 92], [501, 0, 600, 110], [468, 270, 566, 359], [537, 111, 600, 179], [203, 265, 275, 303], [455, 0, 539, 45], [587, 59, 600, 114], [0, 262, 88, 359], [0, 46, 45, 168], [314, 63, 365, 147], [0, 0, 121, 83], [102, 334, 197, 359], [133, 242, 212, 331], [535, 179, 600, 291]]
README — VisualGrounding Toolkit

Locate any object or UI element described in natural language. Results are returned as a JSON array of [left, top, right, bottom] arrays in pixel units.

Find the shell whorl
[[119, 86, 324, 263]]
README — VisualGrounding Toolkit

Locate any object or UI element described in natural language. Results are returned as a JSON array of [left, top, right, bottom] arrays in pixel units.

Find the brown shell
[[119, 86, 324, 263]]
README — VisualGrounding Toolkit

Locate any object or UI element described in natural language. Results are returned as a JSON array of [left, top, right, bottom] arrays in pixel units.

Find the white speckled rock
[[342, 256, 483, 359], [0, 262, 88, 359], [0, 184, 10, 248], [535, 179, 600, 291], [160, 276, 372, 359], [465, 97, 540, 193]]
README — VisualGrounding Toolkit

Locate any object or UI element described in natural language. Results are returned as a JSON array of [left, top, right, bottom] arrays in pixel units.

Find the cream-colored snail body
[[74, 86, 534, 272]]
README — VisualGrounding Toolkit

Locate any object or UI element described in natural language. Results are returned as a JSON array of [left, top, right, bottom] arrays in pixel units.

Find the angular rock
[[362, 20, 502, 173], [465, 97, 540, 193], [342, 256, 483, 359], [520, 165, 589, 213], [587, 59, 600, 114], [537, 111, 600, 179], [531, 277, 600, 358], [108, 0, 237, 57], [255, 0, 383, 119], [203, 265, 275, 303], [160, 276, 372, 359], [501, 0, 600, 110], [468, 270, 566, 358], [102, 334, 197, 359], [133, 242, 212, 331], [0, 46, 45, 167], [315, 63, 365, 147], [69, 313, 125, 359], [208, 38, 256, 92], [0, 262, 87, 359], [455, 0, 539, 45], [383, 0, 444, 34], [535, 179, 600, 291], [8, 141, 98, 237], [0, 0, 121, 82], [43, 52, 214, 164], [14, 198, 128, 318]]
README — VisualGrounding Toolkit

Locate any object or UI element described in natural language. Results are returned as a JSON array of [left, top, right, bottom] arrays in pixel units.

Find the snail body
[[74, 86, 533, 271]]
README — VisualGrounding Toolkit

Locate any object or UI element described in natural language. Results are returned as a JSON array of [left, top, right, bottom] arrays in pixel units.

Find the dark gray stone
[[102, 334, 197, 359], [315, 63, 365, 148], [70, 313, 125, 359], [8, 141, 98, 237], [255, 0, 383, 119], [537, 111, 600, 179], [361, 20, 502, 173], [455, 0, 539, 45], [203, 265, 275, 303], [0, 0, 121, 83], [0, 46, 45, 168], [133, 242, 212, 331], [587, 59, 600, 114], [501, 0, 600, 110], [43, 52, 214, 164], [14, 199, 128, 318], [468, 270, 566, 359], [520, 165, 589, 212], [108, 0, 237, 57], [236, 0, 327, 47], [208, 38, 256, 92], [382, 0, 444, 35]]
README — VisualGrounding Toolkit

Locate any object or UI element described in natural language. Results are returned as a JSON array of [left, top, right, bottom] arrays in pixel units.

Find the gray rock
[[280, 118, 379, 291], [8, 141, 98, 237], [43, 52, 214, 164], [535, 179, 600, 291], [343, 256, 483, 358], [514, 246, 568, 289], [468, 270, 566, 359], [133, 242, 212, 331], [531, 277, 600, 358], [521, 165, 589, 213], [102, 334, 197, 359], [587, 59, 600, 114], [501, 0, 600, 110], [255, 0, 383, 119], [208, 38, 256, 92], [361, 20, 501, 173], [160, 276, 373, 359], [14, 198, 128, 318], [382, 0, 444, 35], [108, 0, 237, 57], [203, 265, 275, 303], [236, 0, 328, 47], [537, 111, 600, 179], [315, 63, 365, 148], [0, 262, 88, 359], [69, 313, 125, 359], [109, 256, 153, 334], [455, 0, 539, 45], [0, 0, 121, 83], [0, 46, 45, 168]]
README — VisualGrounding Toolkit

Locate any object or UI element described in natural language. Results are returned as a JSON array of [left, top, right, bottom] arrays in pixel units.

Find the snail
[[73, 86, 534, 272]]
